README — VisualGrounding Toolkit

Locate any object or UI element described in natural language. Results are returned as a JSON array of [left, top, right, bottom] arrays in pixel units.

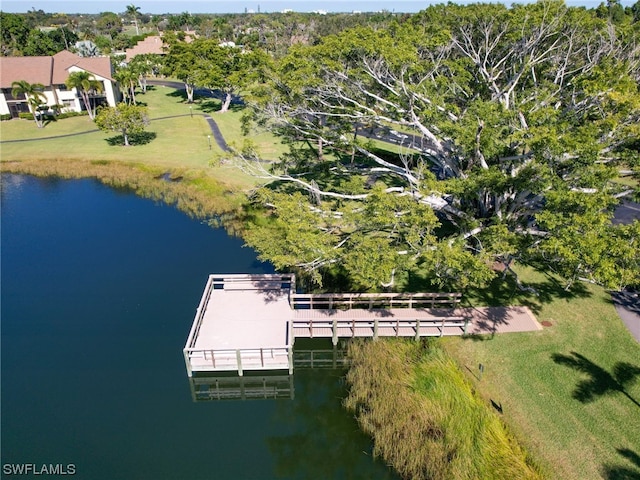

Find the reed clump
[[344, 339, 545, 480], [1, 158, 245, 222]]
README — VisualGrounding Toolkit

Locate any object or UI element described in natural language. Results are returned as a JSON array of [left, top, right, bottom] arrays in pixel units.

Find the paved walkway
[[459, 306, 542, 335], [611, 290, 640, 342], [612, 200, 640, 342]]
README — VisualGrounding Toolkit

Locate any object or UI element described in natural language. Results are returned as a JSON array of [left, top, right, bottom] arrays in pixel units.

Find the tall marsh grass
[[0, 158, 245, 221], [344, 339, 545, 480]]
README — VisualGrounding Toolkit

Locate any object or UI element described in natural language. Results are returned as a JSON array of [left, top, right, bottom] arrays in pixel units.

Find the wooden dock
[[183, 274, 541, 377]]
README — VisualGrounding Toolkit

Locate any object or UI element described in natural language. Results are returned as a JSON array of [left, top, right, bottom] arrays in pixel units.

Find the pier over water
[[183, 274, 542, 377]]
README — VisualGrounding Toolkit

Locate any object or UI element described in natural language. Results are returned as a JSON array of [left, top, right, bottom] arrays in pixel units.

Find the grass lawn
[[0, 85, 286, 192], [445, 266, 640, 479]]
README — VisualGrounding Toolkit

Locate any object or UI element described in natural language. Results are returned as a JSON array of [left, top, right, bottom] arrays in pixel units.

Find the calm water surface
[[1, 174, 398, 480]]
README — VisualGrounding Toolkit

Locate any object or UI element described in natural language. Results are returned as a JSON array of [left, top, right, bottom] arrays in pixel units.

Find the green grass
[[0, 83, 293, 224], [445, 266, 640, 480], [211, 109, 290, 161], [344, 339, 544, 480], [0, 85, 288, 193]]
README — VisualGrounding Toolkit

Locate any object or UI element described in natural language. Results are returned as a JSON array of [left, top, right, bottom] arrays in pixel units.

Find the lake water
[[1, 174, 398, 480]]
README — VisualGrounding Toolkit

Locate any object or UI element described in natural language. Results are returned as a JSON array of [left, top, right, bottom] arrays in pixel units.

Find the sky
[[1, 0, 634, 14]]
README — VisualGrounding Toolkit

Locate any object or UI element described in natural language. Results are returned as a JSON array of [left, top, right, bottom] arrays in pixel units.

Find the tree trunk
[[185, 84, 194, 103], [26, 96, 44, 128], [82, 92, 95, 120], [220, 92, 232, 113], [122, 129, 130, 146]]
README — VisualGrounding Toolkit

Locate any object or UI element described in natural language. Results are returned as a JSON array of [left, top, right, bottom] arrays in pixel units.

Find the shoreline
[[0, 158, 249, 233]]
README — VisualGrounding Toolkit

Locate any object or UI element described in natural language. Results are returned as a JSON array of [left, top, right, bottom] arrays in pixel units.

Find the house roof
[[0, 51, 114, 89], [0, 56, 53, 89], [124, 31, 198, 62], [125, 35, 166, 62], [52, 50, 114, 83]]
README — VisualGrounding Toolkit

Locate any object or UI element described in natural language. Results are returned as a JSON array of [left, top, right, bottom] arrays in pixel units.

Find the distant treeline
[[3, 1, 639, 57]]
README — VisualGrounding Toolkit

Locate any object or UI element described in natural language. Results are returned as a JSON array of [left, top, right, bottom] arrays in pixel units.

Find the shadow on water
[[601, 447, 640, 480], [551, 351, 640, 408], [1, 175, 396, 480], [266, 367, 399, 480]]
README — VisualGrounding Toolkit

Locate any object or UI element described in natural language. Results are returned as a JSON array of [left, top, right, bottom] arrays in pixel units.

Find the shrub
[[56, 111, 89, 119], [18, 112, 34, 120], [0, 114, 12, 121]]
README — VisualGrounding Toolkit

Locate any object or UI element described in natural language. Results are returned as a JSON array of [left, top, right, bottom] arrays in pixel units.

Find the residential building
[[0, 50, 119, 118], [124, 35, 165, 62]]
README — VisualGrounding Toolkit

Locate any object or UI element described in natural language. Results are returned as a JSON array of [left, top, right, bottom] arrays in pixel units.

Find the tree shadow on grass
[[551, 352, 640, 408], [105, 131, 157, 146], [167, 89, 188, 101], [402, 264, 592, 317], [602, 448, 640, 480], [197, 98, 222, 113], [459, 270, 591, 316], [42, 116, 57, 127]]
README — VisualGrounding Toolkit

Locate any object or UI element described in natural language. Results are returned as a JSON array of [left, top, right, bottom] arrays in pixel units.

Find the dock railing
[[209, 273, 295, 292], [291, 293, 462, 310], [290, 292, 462, 310], [186, 346, 291, 376], [292, 316, 469, 344], [183, 275, 216, 376], [184, 274, 466, 377]]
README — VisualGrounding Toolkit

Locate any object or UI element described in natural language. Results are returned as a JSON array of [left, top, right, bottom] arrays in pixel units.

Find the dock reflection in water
[[188, 345, 348, 401]]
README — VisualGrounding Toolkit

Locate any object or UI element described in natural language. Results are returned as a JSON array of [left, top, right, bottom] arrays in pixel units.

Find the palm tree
[[129, 54, 156, 93], [126, 4, 141, 35], [115, 67, 138, 105], [65, 71, 104, 120], [11, 80, 46, 128]]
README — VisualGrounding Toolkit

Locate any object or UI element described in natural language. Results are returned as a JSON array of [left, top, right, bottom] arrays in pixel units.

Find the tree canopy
[[65, 71, 104, 120], [11, 80, 46, 128], [163, 38, 271, 111], [95, 103, 149, 146], [239, 0, 640, 291]]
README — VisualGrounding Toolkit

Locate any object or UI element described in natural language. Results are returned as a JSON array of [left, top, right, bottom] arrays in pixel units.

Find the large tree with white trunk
[[163, 38, 270, 112], [238, 1, 640, 290]]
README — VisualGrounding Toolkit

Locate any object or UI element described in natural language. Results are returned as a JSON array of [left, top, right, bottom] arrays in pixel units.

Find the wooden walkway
[[183, 274, 541, 376]]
